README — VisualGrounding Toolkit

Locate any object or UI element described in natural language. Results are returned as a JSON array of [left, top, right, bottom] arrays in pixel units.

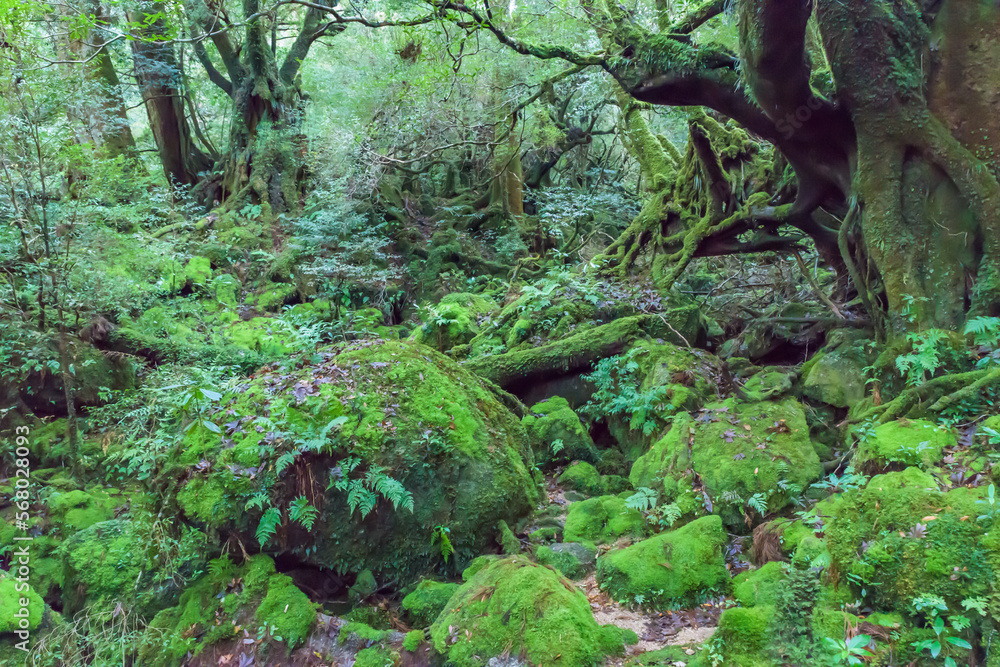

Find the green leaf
[[946, 637, 972, 649], [256, 507, 282, 546]]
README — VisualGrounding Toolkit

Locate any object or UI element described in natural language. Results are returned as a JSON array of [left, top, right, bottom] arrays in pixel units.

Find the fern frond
[[256, 507, 282, 546]]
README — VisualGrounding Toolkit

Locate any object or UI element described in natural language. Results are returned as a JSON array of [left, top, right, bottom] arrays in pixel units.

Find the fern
[[288, 496, 319, 531], [346, 480, 378, 518], [653, 502, 682, 528], [275, 451, 297, 475], [256, 507, 282, 546], [895, 329, 955, 386], [245, 491, 269, 512], [625, 487, 659, 512], [431, 525, 455, 563], [332, 459, 414, 518], [747, 493, 768, 516], [207, 555, 235, 583], [965, 316, 1000, 347]]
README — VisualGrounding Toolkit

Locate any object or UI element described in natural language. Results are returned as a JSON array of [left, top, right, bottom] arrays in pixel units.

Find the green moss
[[346, 605, 393, 630], [741, 368, 795, 401], [461, 555, 497, 581], [498, 520, 521, 555], [252, 282, 297, 312], [558, 461, 605, 496], [563, 495, 647, 545], [401, 580, 460, 627], [59, 519, 146, 611], [412, 293, 497, 352], [826, 468, 992, 609], [137, 555, 315, 665], [255, 574, 317, 647], [184, 256, 213, 288], [0, 576, 44, 634], [718, 606, 771, 659], [225, 316, 295, 355], [172, 340, 538, 582], [349, 569, 377, 602], [402, 629, 425, 651], [339, 621, 391, 644], [211, 273, 241, 307], [733, 561, 785, 607], [854, 419, 954, 470], [802, 344, 871, 408], [596, 515, 729, 609], [522, 396, 599, 466], [429, 556, 627, 666], [535, 542, 598, 579], [631, 399, 822, 528], [47, 488, 121, 534], [505, 317, 534, 349], [354, 646, 397, 667]]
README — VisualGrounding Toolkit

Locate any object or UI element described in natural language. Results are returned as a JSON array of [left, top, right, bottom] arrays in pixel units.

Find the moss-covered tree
[[440, 0, 1000, 335]]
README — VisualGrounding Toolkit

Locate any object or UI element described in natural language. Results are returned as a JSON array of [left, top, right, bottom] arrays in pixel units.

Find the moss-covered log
[[462, 308, 699, 389]]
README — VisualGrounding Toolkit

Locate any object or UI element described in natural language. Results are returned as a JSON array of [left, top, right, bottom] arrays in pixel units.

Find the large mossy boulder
[[825, 467, 994, 610], [596, 515, 729, 609], [732, 560, 786, 607], [522, 396, 599, 465], [429, 556, 630, 666], [563, 494, 647, 545], [853, 419, 954, 471], [630, 398, 823, 528], [173, 339, 539, 581]]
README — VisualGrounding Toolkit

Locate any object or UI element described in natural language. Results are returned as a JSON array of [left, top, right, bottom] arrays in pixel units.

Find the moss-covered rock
[[717, 606, 771, 664], [630, 399, 823, 528], [251, 282, 297, 312], [429, 556, 629, 666], [825, 467, 993, 610], [522, 396, 599, 466], [173, 339, 539, 582], [732, 561, 786, 607], [742, 367, 796, 401], [59, 519, 147, 613], [136, 555, 316, 666], [558, 461, 605, 496], [596, 515, 729, 608], [184, 256, 213, 289], [563, 495, 647, 545], [535, 542, 598, 579], [46, 487, 121, 535], [853, 418, 954, 471], [0, 574, 44, 635], [401, 579, 460, 627], [802, 345, 871, 408]]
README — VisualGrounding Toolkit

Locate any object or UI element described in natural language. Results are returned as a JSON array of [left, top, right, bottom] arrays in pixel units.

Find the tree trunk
[[58, 1, 138, 162], [130, 3, 212, 187], [815, 0, 1000, 331], [582, 0, 1000, 333]]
